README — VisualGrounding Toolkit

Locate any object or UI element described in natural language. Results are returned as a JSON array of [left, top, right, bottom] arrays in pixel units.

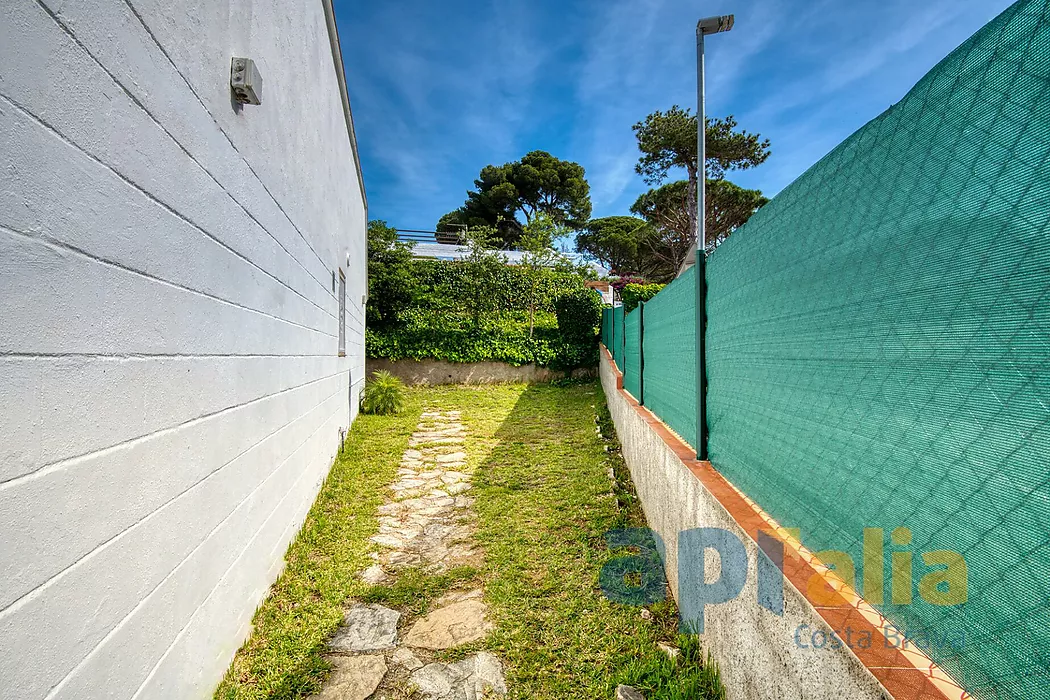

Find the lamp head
[[698, 14, 734, 35]]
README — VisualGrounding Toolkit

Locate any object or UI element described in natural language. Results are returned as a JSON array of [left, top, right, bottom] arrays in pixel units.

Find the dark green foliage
[[576, 216, 655, 276], [366, 311, 596, 372], [630, 181, 693, 280], [630, 108, 771, 277], [367, 233, 600, 370], [621, 283, 665, 312], [706, 179, 769, 252], [555, 288, 602, 344], [633, 107, 770, 185], [360, 371, 405, 415], [366, 221, 417, 329], [439, 151, 592, 247], [409, 259, 585, 315]]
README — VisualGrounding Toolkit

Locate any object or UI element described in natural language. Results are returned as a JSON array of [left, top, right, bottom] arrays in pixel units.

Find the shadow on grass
[[454, 381, 724, 700]]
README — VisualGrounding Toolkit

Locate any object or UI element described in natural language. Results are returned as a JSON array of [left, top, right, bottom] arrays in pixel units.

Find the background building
[[0, 1, 366, 697]]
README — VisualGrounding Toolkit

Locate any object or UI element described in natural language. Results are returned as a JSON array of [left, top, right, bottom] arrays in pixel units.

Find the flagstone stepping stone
[[436, 452, 468, 464], [433, 588, 484, 608], [446, 482, 472, 495], [404, 599, 492, 650], [359, 564, 388, 585], [370, 533, 405, 548], [616, 685, 645, 700], [410, 437, 465, 446], [410, 652, 506, 699], [329, 604, 400, 652], [319, 655, 387, 700], [391, 646, 424, 671], [314, 655, 386, 700]]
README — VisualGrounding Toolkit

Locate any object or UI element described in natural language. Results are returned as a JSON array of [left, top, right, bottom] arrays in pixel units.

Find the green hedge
[[367, 258, 601, 371], [621, 283, 665, 312], [409, 259, 584, 314], [366, 311, 596, 371]]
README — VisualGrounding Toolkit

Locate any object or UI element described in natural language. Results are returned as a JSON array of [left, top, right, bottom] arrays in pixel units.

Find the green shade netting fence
[[640, 266, 697, 448], [599, 1, 1050, 696], [703, 1, 1050, 697], [624, 308, 641, 399], [612, 306, 626, 370]]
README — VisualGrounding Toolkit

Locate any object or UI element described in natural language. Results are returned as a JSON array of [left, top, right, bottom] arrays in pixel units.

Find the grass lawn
[[215, 381, 724, 700]]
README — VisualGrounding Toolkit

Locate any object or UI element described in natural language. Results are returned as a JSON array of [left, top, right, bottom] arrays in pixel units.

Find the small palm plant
[[361, 370, 405, 415]]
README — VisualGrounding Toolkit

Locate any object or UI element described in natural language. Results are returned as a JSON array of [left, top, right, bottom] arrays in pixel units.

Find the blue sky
[[337, 0, 1014, 239]]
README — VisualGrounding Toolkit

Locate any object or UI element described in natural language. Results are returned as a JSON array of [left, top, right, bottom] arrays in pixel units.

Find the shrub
[[555, 288, 603, 343], [366, 311, 596, 371], [361, 371, 405, 415], [366, 221, 417, 329], [621, 283, 665, 312], [409, 259, 585, 315]]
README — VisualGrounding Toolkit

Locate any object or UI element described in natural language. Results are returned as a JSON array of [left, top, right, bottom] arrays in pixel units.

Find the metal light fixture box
[[231, 57, 263, 105]]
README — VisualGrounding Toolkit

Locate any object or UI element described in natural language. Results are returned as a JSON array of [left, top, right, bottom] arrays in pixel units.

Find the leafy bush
[[621, 283, 665, 312], [365, 231, 600, 370], [360, 371, 405, 415], [409, 259, 585, 315], [555, 288, 602, 343], [366, 221, 417, 329], [366, 311, 596, 371]]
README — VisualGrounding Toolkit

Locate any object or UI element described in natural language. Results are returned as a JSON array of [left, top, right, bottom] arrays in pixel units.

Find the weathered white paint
[[0, 1, 366, 698]]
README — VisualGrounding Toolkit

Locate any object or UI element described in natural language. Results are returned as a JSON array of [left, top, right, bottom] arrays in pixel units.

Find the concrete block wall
[[0, 1, 366, 698]]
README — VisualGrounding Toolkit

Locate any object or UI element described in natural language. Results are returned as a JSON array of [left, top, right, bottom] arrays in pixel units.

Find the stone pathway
[[314, 409, 506, 700]]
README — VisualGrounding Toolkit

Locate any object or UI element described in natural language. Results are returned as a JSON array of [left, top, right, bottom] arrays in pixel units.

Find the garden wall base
[[599, 347, 964, 700], [367, 358, 594, 386]]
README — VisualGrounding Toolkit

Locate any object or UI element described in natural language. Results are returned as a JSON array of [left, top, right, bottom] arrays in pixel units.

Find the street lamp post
[[695, 14, 734, 462]]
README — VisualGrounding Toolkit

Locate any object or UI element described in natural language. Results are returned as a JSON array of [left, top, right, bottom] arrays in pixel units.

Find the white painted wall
[[0, 1, 366, 698]]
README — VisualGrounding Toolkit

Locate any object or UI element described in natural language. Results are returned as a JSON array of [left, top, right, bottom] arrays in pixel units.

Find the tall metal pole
[[695, 28, 708, 461], [695, 14, 733, 462]]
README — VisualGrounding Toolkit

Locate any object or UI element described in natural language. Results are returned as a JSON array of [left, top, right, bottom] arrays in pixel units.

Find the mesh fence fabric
[[640, 266, 697, 449], [612, 306, 626, 370], [599, 1, 1050, 696], [624, 308, 641, 400], [701, 1, 1050, 697]]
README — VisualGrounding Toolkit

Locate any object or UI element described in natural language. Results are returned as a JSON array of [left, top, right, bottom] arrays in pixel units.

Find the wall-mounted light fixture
[[231, 58, 263, 105]]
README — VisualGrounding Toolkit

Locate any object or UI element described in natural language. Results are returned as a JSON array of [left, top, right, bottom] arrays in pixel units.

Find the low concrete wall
[[367, 358, 594, 386], [600, 352, 897, 700]]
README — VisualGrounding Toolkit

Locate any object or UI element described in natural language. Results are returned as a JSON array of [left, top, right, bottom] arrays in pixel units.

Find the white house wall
[[0, 1, 366, 698]]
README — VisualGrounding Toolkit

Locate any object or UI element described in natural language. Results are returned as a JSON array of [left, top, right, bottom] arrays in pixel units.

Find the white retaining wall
[[0, 1, 366, 697]]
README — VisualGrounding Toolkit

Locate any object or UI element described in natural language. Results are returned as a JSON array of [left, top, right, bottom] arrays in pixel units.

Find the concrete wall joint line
[[0, 353, 345, 360], [42, 407, 342, 700], [127, 414, 340, 700], [0, 385, 344, 628], [116, 0, 343, 293], [0, 224, 337, 342], [0, 367, 350, 491], [0, 85, 334, 324], [37, 0, 340, 306]]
